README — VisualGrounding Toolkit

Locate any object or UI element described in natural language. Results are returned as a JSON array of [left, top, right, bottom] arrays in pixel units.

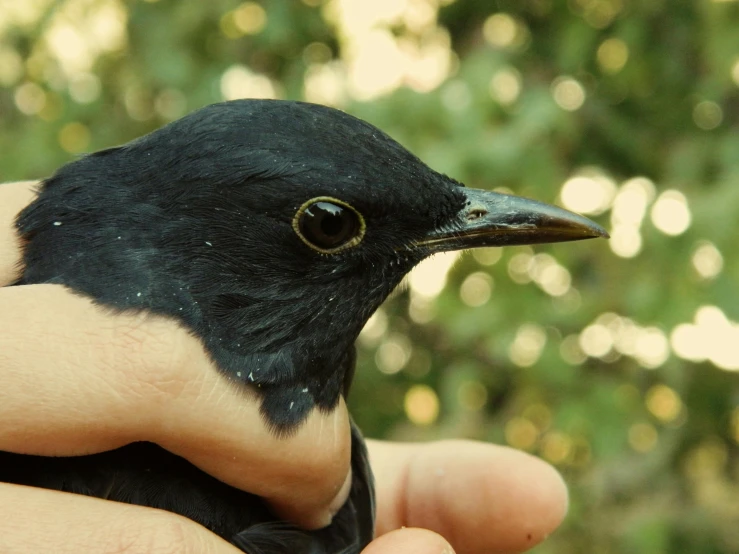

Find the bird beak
[[415, 188, 609, 253]]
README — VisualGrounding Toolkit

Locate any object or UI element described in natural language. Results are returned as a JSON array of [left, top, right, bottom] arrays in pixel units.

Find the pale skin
[[0, 181, 568, 553]]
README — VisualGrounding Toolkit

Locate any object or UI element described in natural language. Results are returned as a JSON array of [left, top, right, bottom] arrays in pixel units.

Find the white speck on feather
[[205, 241, 212, 246], [248, 372, 254, 381], [236, 371, 242, 378], [289, 402, 294, 410], [302, 388, 309, 393], [53, 221, 62, 226], [136, 292, 142, 297]]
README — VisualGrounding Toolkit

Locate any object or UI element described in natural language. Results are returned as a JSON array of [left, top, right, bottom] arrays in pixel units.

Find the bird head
[[18, 100, 607, 434]]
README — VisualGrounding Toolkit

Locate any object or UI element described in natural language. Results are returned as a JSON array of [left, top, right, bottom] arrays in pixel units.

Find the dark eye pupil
[[319, 210, 344, 237], [299, 201, 360, 250]]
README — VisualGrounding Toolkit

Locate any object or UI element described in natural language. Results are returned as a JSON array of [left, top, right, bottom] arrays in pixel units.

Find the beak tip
[[591, 223, 610, 240], [591, 226, 610, 240]]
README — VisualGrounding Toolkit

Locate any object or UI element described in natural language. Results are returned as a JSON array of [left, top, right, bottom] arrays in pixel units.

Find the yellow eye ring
[[292, 197, 366, 254]]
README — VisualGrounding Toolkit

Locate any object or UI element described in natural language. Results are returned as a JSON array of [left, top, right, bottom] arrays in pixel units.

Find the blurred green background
[[1, 0, 738, 552]]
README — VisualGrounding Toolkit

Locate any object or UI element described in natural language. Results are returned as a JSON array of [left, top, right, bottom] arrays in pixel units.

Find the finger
[[0, 284, 351, 529], [0, 181, 37, 286], [362, 528, 454, 554], [368, 440, 568, 554], [0, 482, 243, 554]]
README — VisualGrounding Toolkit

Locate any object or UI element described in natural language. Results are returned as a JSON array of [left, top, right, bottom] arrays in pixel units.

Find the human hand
[[0, 180, 352, 550]]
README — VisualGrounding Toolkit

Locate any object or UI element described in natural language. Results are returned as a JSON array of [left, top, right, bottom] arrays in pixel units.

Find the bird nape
[[3, 99, 607, 554]]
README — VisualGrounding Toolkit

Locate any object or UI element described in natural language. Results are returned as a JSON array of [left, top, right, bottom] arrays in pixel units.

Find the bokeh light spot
[[580, 0, 623, 28], [650, 190, 691, 236], [408, 251, 460, 299], [507, 251, 533, 284], [597, 38, 629, 73], [404, 384, 439, 425], [304, 62, 347, 106], [14, 82, 46, 115], [505, 417, 538, 450], [634, 327, 669, 369], [541, 431, 572, 464], [46, 24, 92, 74], [670, 306, 739, 371], [509, 323, 547, 367], [221, 65, 278, 100], [233, 2, 267, 35], [408, 295, 435, 324], [646, 384, 683, 423], [579, 323, 612, 358], [693, 100, 723, 130], [607, 177, 656, 257], [684, 439, 728, 479], [670, 323, 704, 362], [552, 287, 582, 315], [560, 171, 617, 215], [483, 13, 518, 48], [358, 308, 388, 346], [692, 241, 723, 279], [609, 223, 642, 258], [347, 29, 404, 100], [612, 178, 652, 225], [629, 422, 658, 452], [472, 248, 502, 266], [376, 333, 412, 374], [551, 76, 585, 111], [531, 255, 571, 297], [459, 271, 493, 307], [489, 67, 522, 105], [303, 42, 333, 65]]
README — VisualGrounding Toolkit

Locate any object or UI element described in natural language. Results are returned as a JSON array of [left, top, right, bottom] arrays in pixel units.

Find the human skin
[[0, 181, 567, 553]]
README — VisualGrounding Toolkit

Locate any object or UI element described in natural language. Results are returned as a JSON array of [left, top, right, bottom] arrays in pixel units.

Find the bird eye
[[293, 197, 365, 254]]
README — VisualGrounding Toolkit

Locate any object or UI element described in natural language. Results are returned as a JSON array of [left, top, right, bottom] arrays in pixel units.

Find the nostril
[[467, 209, 488, 221]]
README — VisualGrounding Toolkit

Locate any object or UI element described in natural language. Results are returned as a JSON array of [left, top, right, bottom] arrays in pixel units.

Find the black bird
[[1, 100, 607, 553]]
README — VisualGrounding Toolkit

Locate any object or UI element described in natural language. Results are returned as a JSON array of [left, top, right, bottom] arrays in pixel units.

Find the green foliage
[[1, 1, 738, 552]]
